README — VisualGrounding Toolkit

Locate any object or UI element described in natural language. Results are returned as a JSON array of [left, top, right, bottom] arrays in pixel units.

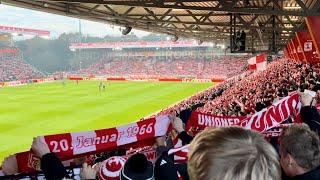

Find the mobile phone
[[304, 89, 316, 98]]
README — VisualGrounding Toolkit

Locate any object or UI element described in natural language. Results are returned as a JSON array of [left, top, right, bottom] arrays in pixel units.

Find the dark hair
[[280, 124, 320, 170]]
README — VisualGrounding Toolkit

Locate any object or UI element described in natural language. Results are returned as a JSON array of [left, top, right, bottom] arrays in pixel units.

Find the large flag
[[247, 54, 267, 71]]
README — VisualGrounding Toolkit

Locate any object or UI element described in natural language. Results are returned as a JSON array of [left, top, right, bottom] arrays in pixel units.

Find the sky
[[0, 4, 150, 39]]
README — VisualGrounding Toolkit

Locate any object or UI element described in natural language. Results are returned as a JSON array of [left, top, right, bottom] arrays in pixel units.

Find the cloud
[[0, 4, 150, 39]]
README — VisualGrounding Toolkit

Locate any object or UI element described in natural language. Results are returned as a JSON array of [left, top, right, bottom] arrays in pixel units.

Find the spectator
[[80, 162, 99, 179], [298, 91, 320, 133], [188, 127, 280, 180], [31, 137, 70, 180], [98, 156, 125, 180], [172, 117, 193, 145], [120, 153, 153, 180], [279, 124, 320, 180], [1, 155, 18, 175]]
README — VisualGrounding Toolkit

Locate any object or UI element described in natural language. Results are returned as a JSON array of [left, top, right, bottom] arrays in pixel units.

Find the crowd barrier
[[1, 80, 26, 87], [32, 77, 55, 83]]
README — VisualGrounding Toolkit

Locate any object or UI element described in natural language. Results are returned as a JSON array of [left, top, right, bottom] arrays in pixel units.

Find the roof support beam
[[310, 0, 320, 12], [40, 0, 320, 16], [295, 0, 308, 12]]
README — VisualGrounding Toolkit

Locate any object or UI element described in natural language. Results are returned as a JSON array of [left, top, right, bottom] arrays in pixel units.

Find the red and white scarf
[[14, 115, 171, 173]]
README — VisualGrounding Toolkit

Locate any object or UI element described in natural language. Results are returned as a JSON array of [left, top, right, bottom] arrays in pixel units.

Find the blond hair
[[188, 127, 280, 180], [280, 124, 320, 170]]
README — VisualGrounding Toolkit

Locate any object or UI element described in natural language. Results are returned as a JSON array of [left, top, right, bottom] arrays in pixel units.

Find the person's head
[[99, 156, 126, 180], [188, 127, 280, 180], [279, 124, 320, 177], [120, 153, 153, 180]]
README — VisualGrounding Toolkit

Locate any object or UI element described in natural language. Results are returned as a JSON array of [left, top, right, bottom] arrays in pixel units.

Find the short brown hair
[[280, 124, 320, 170], [188, 127, 280, 180]]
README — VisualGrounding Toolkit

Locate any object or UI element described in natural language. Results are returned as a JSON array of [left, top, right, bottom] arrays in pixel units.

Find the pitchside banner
[[296, 31, 319, 64], [187, 93, 301, 133]]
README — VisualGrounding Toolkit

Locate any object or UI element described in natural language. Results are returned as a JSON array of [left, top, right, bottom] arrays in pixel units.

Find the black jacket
[[300, 106, 320, 133], [291, 166, 320, 180], [41, 153, 70, 180], [177, 131, 193, 145]]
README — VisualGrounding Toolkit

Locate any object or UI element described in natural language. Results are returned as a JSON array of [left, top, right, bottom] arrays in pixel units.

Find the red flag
[[247, 54, 267, 71]]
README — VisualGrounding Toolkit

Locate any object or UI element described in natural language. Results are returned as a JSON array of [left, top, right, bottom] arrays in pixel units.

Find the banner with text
[[187, 93, 301, 133]]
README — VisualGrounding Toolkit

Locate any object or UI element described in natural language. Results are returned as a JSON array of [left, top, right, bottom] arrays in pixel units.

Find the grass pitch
[[0, 80, 212, 162]]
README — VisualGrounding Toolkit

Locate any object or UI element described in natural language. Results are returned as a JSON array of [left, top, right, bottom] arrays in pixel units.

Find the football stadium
[[0, 0, 320, 179]]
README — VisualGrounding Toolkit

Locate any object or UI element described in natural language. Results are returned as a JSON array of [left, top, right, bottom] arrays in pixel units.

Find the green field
[[0, 80, 212, 162]]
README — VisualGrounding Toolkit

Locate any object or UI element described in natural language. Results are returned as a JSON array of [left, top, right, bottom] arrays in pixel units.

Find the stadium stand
[[156, 59, 320, 118], [1, 0, 320, 179], [0, 46, 43, 83], [2, 58, 320, 180], [0, 59, 43, 82], [78, 56, 247, 79]]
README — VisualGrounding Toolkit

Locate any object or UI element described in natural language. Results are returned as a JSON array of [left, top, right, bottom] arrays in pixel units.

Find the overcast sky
[[0, 4, 150, 39]]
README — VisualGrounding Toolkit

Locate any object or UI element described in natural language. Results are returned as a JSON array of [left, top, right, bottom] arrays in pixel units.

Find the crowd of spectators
[[198, 59, 320, 116], [155, 59, 320, 119], [78, 56, 247, 79], [0, 59, 43, 82], [1, 58, 320, 179], [2, 103, 320, 179]]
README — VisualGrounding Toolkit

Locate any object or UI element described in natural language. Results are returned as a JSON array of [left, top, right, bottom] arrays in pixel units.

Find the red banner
[[288, 41, 295, 60], [296, 31, 319, 64], [0, 48, 19, 54], [295, 33, 307, 62], [290, 39, 299, 61], [306, 16, 320, 63], [293, 37, 304, 61], [284, 47, 289, 59]]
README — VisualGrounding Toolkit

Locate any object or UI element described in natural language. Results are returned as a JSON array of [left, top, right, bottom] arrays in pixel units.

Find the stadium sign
[[0, 25, 50, 37]]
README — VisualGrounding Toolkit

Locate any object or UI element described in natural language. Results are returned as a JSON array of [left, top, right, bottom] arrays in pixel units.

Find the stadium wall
[[0, 76, 223, 88], [0, 78, 55, 87]]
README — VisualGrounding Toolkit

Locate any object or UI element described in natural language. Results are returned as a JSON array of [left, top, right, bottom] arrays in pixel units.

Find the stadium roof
[[2, 0, 320, 52]]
